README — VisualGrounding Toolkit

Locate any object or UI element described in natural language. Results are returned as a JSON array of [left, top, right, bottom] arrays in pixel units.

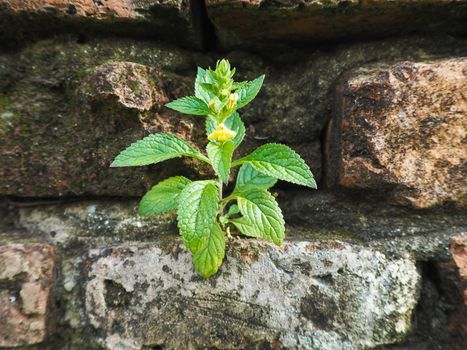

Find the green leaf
[[206, 112, 245, 148], [195, 68, 215, 104], [110, 133, 210, 167], [232, 81, 248, 90], [207, 140, 235, 184], [177, 181, 219, 254], [138, 176, 191, 217], [236, 75, 265, 109], [232, 143, 316, 188], [226, 203, 240, 217], [230, 189, 285, 245], [193, 222, 225, 277], [165, 96, 210, 116], [229, 216, 257, 238], [235, 164, 277, 192]]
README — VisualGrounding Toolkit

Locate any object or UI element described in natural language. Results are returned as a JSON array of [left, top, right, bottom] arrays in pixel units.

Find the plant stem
[[217, 178, 225, 216], [218, 178, 223, 200], [217, 178, 228, 232]]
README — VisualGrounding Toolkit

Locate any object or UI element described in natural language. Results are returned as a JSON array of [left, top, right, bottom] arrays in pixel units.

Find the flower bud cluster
[[206, 59, 239, 142]]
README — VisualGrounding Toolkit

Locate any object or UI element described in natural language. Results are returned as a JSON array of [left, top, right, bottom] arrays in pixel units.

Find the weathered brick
[[83, 241, 419, 349], [327, 58, 467, 208], [206, 0, 467, 50], [436, 236, 467, 350], [0, 0, 199, 47], [0, 243, 57, 347]]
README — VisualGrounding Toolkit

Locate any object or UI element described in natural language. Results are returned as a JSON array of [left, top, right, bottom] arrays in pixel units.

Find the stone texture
[[1, 0, 140, 17], [3, 36, 467, 197], [84, 241, 419, 350], [436, 236, 467, 350], [206, 0, 467, 50], [17, 194, 467, 260], [0, 2, 466, 349], [78, 61, 167, 112], [327, 58, 467, 208], [281, 191, 467, 261], [18, 200, 178, 247], [11, 198, 465, 349], [0, 0, 200, 48], [0, 243, 56, 347], [0, 37, 467, 197], [226, 36, 467, 159], [448, 236, 467, 350], [0, 38, 210, 197], [0, 199, 15, 231], [450, 236, 467, 292]]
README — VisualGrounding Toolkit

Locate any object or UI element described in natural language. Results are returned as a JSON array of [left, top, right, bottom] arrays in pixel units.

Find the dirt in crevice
[[190, 0, 217, 51]]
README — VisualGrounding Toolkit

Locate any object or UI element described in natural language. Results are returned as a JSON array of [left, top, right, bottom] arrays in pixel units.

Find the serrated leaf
[[230, 189, 285, 245], [165, 96, 210, 116], [236, 75, 265, 109], [195, 68, 215, 104], [138, 176, 191, 217], [232, 143, 316, 188], [229, 216, 258, 238], [232, 81, 248, 90], [177, 181, 219, 254], [111, 133, 210, 167], [235, 164, 277, 192], [206, 112, 245, 148], [207, 140, 235, 184], [193, 222, 225, 277]]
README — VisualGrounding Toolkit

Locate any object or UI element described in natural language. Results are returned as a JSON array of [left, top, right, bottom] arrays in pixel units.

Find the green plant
[[111, 60, 316, 277]]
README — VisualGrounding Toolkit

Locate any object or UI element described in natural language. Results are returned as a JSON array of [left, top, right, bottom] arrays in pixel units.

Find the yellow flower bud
[[209, 99, 217, 113], [207, 123, 237, 142], [226, 92, 238, 110], [221, 89, 229, 96]]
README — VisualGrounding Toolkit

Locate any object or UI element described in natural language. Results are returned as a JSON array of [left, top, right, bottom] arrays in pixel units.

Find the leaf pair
[[109, 132, 226, 277], [166, 69, 265, 118], [222, 144, 316, 247], [140, 178, 225, 277]]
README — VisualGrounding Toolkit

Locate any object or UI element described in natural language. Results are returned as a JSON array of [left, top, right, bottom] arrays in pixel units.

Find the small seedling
[[111, 59, 316, 277]]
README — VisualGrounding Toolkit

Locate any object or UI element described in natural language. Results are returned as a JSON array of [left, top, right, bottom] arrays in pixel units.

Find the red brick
[[0, 243, 56, 347]]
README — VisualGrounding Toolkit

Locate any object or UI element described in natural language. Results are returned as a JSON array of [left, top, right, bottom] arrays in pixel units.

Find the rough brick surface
[[83, 241, 419, 350], [0, 0, 198, 47], [3, 37, 467, 197], [12, 198, 467, 349], [1, 0, 140, 18], [0, 243, 56, 347], [436, 236, 467, 350], [0, 39, 209, 197], [206, 0, 467, 49], [327, 58, 467, 208]]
